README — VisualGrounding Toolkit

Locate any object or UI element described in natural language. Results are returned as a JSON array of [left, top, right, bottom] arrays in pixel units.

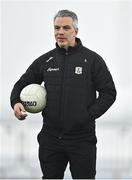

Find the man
[[10, 10, 117, 179]]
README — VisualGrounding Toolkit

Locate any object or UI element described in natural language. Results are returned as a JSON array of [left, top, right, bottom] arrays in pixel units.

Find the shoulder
[[26, 48, 57, 70], [35, 48, 57, 63], [82, 46, 106, 66]]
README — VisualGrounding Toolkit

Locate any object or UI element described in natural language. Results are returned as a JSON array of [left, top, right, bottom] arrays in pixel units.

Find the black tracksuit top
[[10, 38, 117, 138]]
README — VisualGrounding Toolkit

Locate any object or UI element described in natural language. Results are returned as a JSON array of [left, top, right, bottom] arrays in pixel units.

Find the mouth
[[57, 37, 67, 41]]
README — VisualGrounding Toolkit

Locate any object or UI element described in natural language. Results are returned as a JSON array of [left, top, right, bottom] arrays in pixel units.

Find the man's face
[[54, 17, 78, 48]]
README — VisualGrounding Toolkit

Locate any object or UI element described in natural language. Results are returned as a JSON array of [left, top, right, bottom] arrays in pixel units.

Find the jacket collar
[[56, 38, 83, 54]]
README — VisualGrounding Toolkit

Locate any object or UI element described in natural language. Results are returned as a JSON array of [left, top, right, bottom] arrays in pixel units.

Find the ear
[[75, 28, 78, 36]]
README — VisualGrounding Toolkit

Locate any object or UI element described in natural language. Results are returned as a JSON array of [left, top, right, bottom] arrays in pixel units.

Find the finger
[[20, 111, 28, 118], [14, 109, 27, 120], [13, 103, 27, 120], [21, 111, 27, 116], [14, 111, 25, 120], [20, 104, 26, 112]]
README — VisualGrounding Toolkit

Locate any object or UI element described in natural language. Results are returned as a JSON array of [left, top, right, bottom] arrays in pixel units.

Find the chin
[[58, 42, 67, 48]]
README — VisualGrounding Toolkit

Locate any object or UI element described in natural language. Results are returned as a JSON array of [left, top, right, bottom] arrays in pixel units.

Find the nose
[[58, 27, 64, 35]]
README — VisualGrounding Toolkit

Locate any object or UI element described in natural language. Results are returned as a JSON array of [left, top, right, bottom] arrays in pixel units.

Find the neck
[[62, 41, 77, 50]]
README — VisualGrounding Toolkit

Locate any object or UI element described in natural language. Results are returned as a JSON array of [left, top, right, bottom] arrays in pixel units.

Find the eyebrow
[[54, 25, 71, 29]]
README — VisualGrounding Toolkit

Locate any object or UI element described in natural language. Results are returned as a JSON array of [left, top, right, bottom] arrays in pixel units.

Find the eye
[[54, 26, 60, 30], [63, 25, 71, 30]]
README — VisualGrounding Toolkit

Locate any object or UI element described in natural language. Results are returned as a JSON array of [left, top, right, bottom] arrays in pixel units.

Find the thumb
[[20, 103, 26, 112]]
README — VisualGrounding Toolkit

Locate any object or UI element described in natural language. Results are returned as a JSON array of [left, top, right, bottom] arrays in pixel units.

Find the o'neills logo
[[47, 67, 59, 72], [22, 101, 37, 106]]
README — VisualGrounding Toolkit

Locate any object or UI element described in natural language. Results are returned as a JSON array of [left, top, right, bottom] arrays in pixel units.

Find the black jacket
[[10, 38, 116, 138]]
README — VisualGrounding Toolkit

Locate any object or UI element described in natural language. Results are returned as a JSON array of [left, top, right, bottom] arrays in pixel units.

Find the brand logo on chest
[[75, 67, 83, 74], [47, 67, 59, 72]]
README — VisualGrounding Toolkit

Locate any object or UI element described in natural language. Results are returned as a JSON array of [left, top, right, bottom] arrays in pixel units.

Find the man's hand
[[14, 103, 27, 120]]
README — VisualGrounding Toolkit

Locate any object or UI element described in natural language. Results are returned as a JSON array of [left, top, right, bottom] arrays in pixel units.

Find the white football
[[20, 84, 47, 113]]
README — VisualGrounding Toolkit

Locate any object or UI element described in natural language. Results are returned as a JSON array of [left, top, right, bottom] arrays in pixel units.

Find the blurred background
[[1, 0, 132, 179]]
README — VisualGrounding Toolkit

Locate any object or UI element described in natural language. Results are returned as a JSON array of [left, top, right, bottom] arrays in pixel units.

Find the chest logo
[[47, 67, 59, 72], [75, 67, 83, 74], [46, 56, 53, 63]]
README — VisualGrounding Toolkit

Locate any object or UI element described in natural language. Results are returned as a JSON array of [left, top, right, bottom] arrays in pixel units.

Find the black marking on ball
[[22, 101, 37, 106]]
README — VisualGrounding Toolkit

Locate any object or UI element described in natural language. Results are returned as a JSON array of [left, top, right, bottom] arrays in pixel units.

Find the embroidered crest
[[75, 67, 83, 74]]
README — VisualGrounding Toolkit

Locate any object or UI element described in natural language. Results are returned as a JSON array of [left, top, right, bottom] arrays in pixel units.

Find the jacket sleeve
[[88, 53, 117, 119], [10, 58, 43, 109]]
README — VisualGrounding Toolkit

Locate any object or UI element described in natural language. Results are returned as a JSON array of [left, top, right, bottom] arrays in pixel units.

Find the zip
[[59, 51, 68, 134]]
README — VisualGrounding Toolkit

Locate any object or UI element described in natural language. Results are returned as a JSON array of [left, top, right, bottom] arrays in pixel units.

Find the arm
[[88, 54, 117, 119], [10, 58, 43, 119]]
